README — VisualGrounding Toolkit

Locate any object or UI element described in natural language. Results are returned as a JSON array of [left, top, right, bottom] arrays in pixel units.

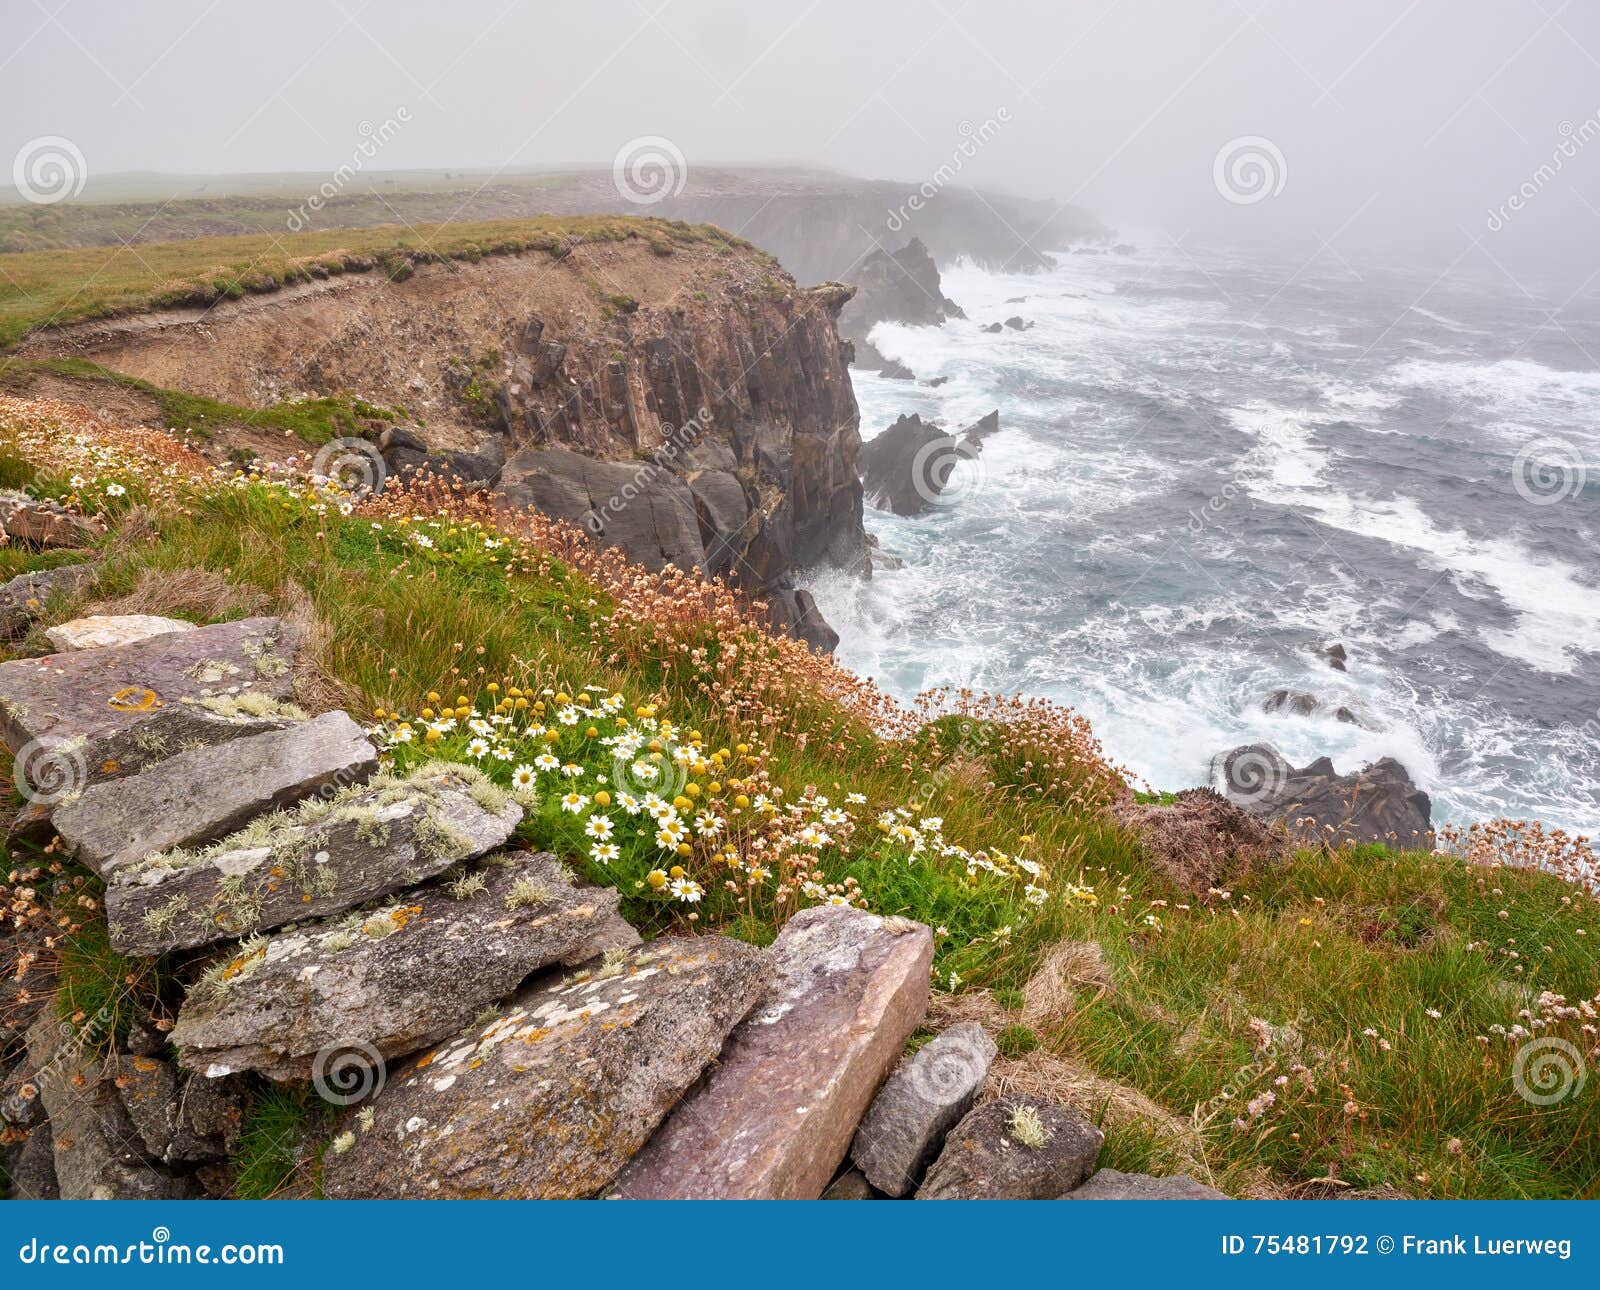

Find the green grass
[[233, 1086, 329, 1200], [0, 432, 1595, 1200], [0, 215, 752, 348]]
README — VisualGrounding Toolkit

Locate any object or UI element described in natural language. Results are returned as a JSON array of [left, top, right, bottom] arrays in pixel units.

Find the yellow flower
[[646, 870, 668, 890], [668, 865, 685, 879], [734, 794, 750, 809]]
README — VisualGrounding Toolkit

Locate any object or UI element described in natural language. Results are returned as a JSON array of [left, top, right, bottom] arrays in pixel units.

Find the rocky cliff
[[25, 231, 868, 649]]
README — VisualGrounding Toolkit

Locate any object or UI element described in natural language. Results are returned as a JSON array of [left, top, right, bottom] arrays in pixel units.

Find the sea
[[802, 243, 1600, 834]]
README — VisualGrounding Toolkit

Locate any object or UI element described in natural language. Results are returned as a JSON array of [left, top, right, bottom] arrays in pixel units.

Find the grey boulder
[[52, 710, 377, 878], [105, 762, 523, 955], [170, 851, 637, 1082], [1064, 1167, 1227, 1199], [321, 936, 767, 1198], [852, 1020, 997, 1196], [916, 1096, 1104, 1200]]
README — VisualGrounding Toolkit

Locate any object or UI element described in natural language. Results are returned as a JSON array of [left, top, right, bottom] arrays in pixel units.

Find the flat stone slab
[[53, 710, 377, 878], [0, 563, 96, 637], [916, 1096, 1104, 1200], [0, 615, 301, 795], [0, 491, 105, 549], [46, 614, 195, 652], [170, 851, 637, 1082], [322, 935, 767, 1199], [105, 763, 524, 955], [614, 906, 933, 1199], [1064, 1168, 1227, 1200], [852, 1020, 997, 1196]]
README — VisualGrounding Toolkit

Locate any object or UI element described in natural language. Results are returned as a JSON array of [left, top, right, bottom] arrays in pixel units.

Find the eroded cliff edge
[[24, 230, 868, 648]]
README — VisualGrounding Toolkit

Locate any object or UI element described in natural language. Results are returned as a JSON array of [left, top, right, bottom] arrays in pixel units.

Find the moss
[[1007, 1102, 1052, 1148], [140, 894, 189, 939], [446, 871, 488, 901], [195, 692, 306, 721], [506, 876, 551, 910]]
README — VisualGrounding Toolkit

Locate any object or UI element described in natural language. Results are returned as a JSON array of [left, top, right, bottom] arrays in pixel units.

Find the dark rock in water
[[916, 1096, 1103, 1200], [859, 414, 978, 516], [1334, 706, 1360, 725], [1005, 296, 1028, 304], [961, 410, 1001, 447], [321, 936, 768, 1199], [924, 376, 949, 387], [53, 711, 378, 879], [1111, 243, 1137, 255], [1264, 689, 1320, 718], [1003, 316, 1033, 331], [766, 587, 839, 655], [838, 238, 964, 356], [1320, 642, 1348, 672], [981, 322, 1004, 333], [1212, 743, 1432, 846], [879, 359, 916, 381], [1065, 1168, 1226, 1199], [852, 1020, 996, 1196], [1111, 787, 1291, 892], [0, 563, 97, 638]]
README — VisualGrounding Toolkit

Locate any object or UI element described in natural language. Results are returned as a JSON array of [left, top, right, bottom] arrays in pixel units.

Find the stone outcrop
[[0, 491, 105, 549], [45, 614, 195, 652], [1262, 688, 1365, 727], [1064, 1167, 1227, 1199], [0, 563, 96, 637], [26, 1017, 200, 1200], [0, 615, 303, 797], [916, 1096, 1104, 1200], [613, 907, 933, 1200], [104, 763, 523, 956], [851, 1021, 997, 1196], [837, 239, 964, 365], [859, 411, 998, 516], [52, 711, 377, 878], [1212, 744, 1433, 846], [105, 1054, 245, 1166], [171, 852, 635, 1081], [322, 936, 767, 1199]]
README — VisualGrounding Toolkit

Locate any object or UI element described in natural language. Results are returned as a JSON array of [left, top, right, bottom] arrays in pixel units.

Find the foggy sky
[[6, 0, 1600, 286]]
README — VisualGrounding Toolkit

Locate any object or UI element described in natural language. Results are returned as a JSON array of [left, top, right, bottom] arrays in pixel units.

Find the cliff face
[[27, 234, 867, 647]]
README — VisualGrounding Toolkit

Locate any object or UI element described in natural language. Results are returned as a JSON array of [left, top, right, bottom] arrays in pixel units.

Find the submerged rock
[[45, 614, 195, 652], [916, 1095, 1104, 1200], [614, 907, 933, 1199], [53, 711, 377, 878], [859, 414, 974, 516], [852, 1020, 997, 1196], [105, 762, 523, 955], [171, 851, 635, 1082], [321, 936, 767, 1198], [1213, 744, 1432, 846]]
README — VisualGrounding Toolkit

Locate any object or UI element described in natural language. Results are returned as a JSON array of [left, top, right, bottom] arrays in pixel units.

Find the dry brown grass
[[88, 565, 267, 622], [1021, 939, 1114, 1028], [278, 580, 357, 715]]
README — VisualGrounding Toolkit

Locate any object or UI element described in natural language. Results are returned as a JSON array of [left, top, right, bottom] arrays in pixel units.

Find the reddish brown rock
[[612, 906, 933, 1199], [0, 491, 105, 549]]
